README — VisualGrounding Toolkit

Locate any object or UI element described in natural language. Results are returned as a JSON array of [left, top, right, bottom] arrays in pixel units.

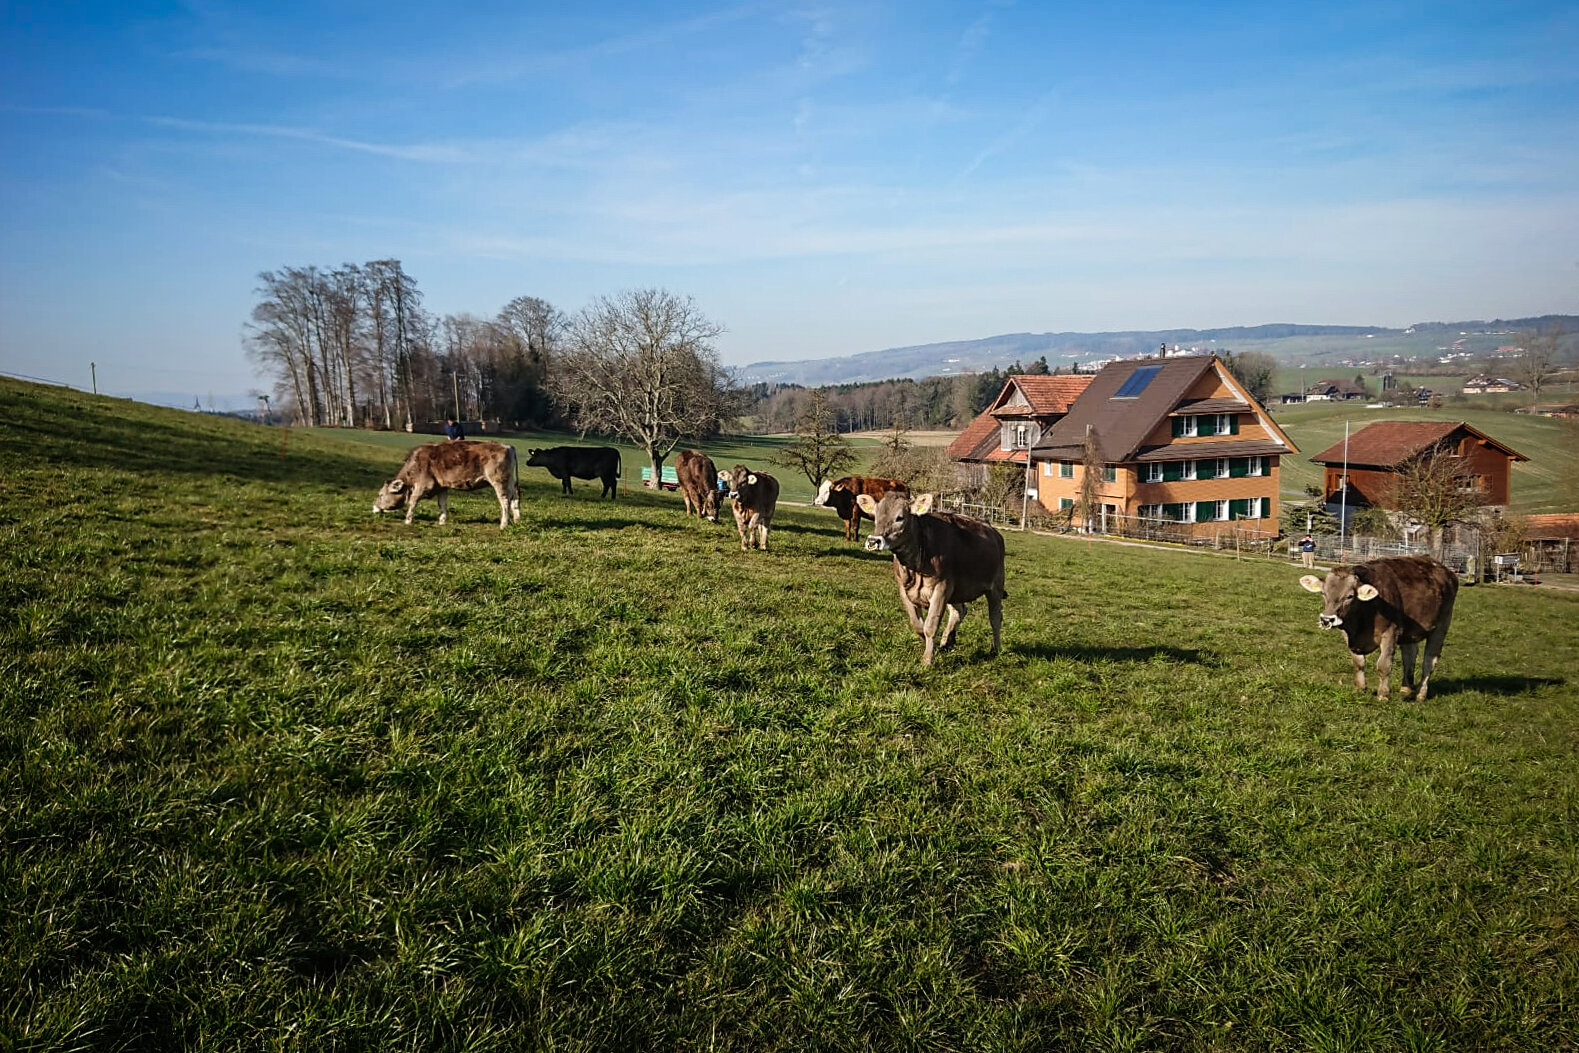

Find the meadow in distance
[[3, 377, 1578, 1051]]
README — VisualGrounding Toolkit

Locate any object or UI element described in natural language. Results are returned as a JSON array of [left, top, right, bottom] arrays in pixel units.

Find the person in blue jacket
[[444, 418, 466, 441]]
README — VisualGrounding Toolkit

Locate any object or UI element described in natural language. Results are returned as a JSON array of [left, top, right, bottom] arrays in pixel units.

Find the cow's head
[[525, 448, 547, 467], [1299, 569, 1378, 629], [858, 491, 933, 551], [700, 485, 720, 522], [373, 477, 407, 514], [814, 479, 834, 507], [721, 464, 756, 499]]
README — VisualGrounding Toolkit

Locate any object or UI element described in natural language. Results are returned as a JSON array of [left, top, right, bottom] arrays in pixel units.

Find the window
[[1139, 504, 1163, 519], [1172, 416, 1198, 438], [1161, 502, 1187, 522], [1059, 498, 1074, 510], [1181, 460, 1198, 481], [1215, 458, 1230, 479], [1012, 423, 1029, 449], [1059, 462, 1074, 479], [1212, 499, 1229, 521], [1114, 364, 1162, 398], [1455, 475, 1482, 494], [1217, 414, 1238, 435], [1144, 462, 1163, 483], [1248, 456, 1265, 477], [1102, 465, 1116, 483]]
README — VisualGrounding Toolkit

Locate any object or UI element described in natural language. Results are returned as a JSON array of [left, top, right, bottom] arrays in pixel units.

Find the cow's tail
[[506, 444, 521, 521]]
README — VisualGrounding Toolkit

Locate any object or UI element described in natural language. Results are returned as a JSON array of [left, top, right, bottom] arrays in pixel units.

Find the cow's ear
[[910, 493, 935, 516], [388, 479, 405, 492], [856, 493, 878, 515], [1298, 574, 1323, 593], [717, 470, 728, 481], [747, 474, 757, 485], [1356, 583, 1379, 601]]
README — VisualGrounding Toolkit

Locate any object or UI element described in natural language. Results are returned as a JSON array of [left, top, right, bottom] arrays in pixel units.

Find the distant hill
[[737, 317, 1578, 386]]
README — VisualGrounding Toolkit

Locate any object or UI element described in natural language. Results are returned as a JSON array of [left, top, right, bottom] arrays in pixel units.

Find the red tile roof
[[945, 411, 1003, 462], [1308, 421, 1529, 466], [1523, 514, 1579, 539], [992, 375, 1092, 416]]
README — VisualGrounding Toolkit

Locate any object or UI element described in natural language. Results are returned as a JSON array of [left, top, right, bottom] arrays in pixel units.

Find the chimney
[[1158, 342, 1167, 359]]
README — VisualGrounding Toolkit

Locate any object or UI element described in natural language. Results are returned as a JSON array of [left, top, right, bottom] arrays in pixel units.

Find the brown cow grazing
[[720, 464, 779, 551], [857, 491, 1006, 667], [374, 441, 520, 528], [815, 475, 909, 542], [1299, 555, 1458, 702], [675, 449, 720, 522]]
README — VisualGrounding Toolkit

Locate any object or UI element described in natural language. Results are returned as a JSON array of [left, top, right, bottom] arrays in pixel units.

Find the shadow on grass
[[1009, 641, 1226, 667], [1443, 674, 1565, 696]]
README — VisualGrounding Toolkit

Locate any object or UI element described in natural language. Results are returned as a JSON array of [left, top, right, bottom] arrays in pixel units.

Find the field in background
[[4, 377, 1579, 1050], [1265, 400, 1579, 512]]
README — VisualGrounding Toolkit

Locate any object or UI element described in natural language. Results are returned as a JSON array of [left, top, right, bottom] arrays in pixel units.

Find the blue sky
[[2, 0, 1576, 404]]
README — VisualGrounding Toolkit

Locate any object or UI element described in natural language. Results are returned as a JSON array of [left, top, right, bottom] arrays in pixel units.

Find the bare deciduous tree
[[776, 388, 857, 487], [1074, 425, 1106, 532], [1393, 442, 1486, 557], [549, 289, 733, 485], [1516, 325, 1564, 404]]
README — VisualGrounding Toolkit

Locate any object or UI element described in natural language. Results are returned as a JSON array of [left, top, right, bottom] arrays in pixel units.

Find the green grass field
[[4, 378, 1578, 1050], [315, 427, 892, 506]]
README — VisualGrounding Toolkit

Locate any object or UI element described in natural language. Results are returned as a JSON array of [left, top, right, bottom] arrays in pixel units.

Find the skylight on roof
[[1112, 364, 1161, 398]]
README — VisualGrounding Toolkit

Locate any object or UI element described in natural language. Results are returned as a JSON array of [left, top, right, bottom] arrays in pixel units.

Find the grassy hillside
[[4, 378, 1578, 1050], [1268, 401, 1579, 512], [318, 427, 891, 505]]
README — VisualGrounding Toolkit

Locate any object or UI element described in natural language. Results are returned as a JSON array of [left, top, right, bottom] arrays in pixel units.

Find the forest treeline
[[246, 260, 559, 429]]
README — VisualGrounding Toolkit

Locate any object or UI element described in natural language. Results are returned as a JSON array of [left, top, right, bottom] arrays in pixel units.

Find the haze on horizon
[[2, 0, 1576, 406]]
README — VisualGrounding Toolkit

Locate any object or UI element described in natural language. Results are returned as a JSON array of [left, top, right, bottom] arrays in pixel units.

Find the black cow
[[525, 446, 621, 498]]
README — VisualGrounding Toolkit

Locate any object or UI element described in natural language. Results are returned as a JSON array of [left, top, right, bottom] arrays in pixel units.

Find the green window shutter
[[1229, 457, 1247, 478], [1103, 465, 1116, 483], [1162, 462, 1182, 482], [1059, 498, 1073, 510], [1171, 417, 1185, 438], [1229, 498, 1248, 519], [1059, 462, 1073, 479], [1197, 415, 1216, 437], [1229, 415, 1240, 435]]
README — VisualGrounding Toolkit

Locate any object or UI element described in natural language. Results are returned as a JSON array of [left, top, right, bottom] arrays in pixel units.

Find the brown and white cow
[[815, 475, 909, 542], [675, 449, 720, 522], [374, 441, 520, 528], [720, 464, 779, 551], [857, 491, 1006, 667], [1299, 555, 1458, 701]]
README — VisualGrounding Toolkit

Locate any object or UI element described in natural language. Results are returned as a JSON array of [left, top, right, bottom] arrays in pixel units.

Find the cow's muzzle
[[865, 535, 888, 552], [1318, 614, 1342, 629]]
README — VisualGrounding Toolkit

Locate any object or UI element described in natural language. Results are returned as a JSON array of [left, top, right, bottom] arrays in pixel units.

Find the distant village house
[[1307, 420, 1527, 509]]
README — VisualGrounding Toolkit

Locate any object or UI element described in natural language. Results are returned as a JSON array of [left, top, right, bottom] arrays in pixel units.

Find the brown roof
[[945, 412, 1004, 462], [1031, 355, 1293, 462], [1132, 439, 1290, 462], [1171, 397, 1251, 415], [1308, 421, 1530, 467], [1522, 514, 1579, 540], [990, 374, 1093, 416]]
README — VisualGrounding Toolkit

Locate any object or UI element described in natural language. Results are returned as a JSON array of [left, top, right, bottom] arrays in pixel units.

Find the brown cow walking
[[675, 449, 720, 522], [857, 491, 1006, 667], [815, 475, 909, 542], [721, 465, 779, 551], [373, 441, 520, 528], [1299, 555, 1458, 701]]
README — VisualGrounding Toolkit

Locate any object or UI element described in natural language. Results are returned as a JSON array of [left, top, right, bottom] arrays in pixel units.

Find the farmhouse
[[1307, 420, 1528, 509], [1305, 378, 1369, 401], [1460, 375, 1522, 394], [1022, 355, 1297, 538], [946, 374, 1093, 464]]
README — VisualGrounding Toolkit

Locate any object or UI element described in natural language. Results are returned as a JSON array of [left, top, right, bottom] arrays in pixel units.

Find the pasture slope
[[2, 376, 1577, 1052]]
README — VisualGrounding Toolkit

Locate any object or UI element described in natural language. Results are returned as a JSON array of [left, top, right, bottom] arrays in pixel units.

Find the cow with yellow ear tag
[[1298, 556, 1458, 701], [857, 490, 1006, 667]]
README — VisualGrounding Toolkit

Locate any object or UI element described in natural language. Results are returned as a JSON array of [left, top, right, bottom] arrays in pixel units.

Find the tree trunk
[[647, 446, 665, 490]]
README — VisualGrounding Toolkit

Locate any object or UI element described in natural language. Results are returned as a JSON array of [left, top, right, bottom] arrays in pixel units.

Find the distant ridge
[[737, 317, 1577, 387]]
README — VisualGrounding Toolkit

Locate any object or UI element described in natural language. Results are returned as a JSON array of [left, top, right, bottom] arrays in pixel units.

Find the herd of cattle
[[374, 440, 1459, 689]]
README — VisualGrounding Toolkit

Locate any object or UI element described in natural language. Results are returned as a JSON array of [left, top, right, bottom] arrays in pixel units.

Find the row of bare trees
[[246, 261, 561, 430]]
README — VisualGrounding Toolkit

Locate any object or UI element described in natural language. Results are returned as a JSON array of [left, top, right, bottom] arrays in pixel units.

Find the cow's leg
[[562, 475, 572, 496], [986, 590, 1003, 658], [1417, 624, 1449, 703], [894, 565, 926, 636], [436, 489, 449, 525], [920, 588, 950, 667], [1350, 651, 1367, 693], [403, 488, 422, 525], [1399, 641, 1419, 699], [939, 603, 965, 651], [493, 482, 510, 529], [757, 521, 769, 551], [736, 508, 750, 551], [1374, 631, 1395, 700]]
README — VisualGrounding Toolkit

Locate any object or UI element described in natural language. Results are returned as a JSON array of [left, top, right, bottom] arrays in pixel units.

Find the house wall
[[1034, 459, 1281, 535], [1321, 432, 1516, 508]]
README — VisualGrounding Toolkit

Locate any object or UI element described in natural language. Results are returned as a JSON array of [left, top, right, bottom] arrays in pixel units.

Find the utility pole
[[1337, 419, 1351, 562], [452, 369, 461, 422], [90, 362, 97, 395]]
